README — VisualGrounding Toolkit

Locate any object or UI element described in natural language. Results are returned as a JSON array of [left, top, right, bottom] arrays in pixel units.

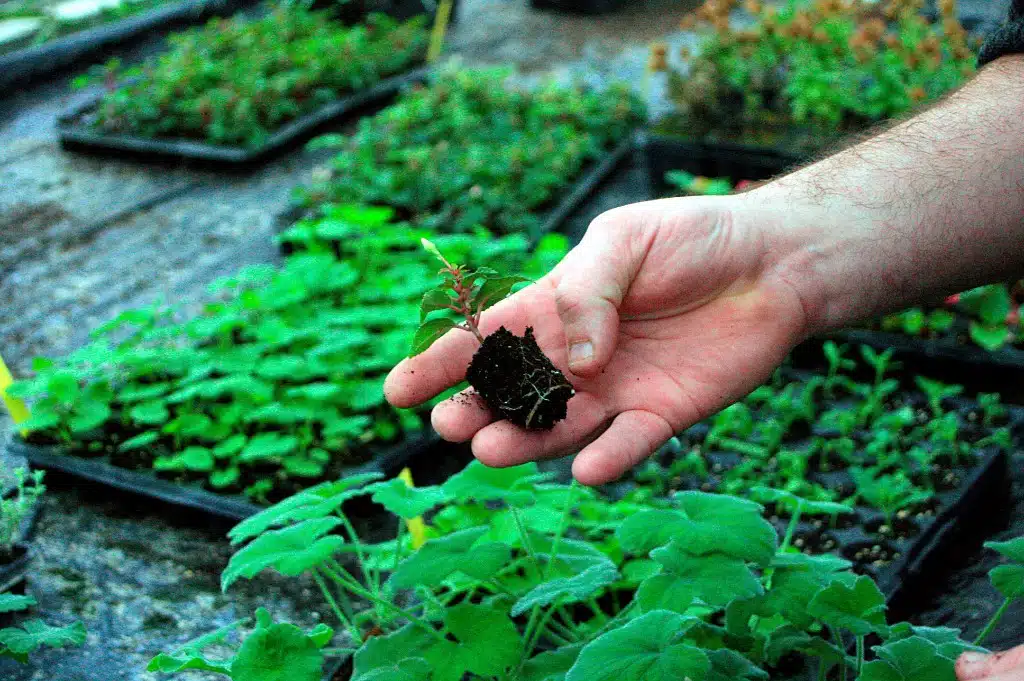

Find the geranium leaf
[[388, 527, 512, 590], [367, 478, 449, 519], [639, 545, 762, 610], [232, 622, 325, 681], [0, 594, 36, 614], [512, 561, 619, 617], [566, 610, 710, 681], [442, 461, 549, 507], [0, 620, 86, 657], [356, 657, 432, 681], [986, 537, 1024, 564], [807, 575, 889, 637], [520, 644, 584, 681], [990, 564, 1024, 600], [222, 518, 344, 590], [446, 603, 522, 676], [706, 648, 768, 681], [861, 636, 958, 681]]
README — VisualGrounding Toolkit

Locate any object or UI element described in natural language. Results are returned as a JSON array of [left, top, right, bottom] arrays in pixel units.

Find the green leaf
[[388, 528, 512, 590], [706, 649, 768, 681], [986, 537, 1024, 563], [119, 431, 159, 451], [420, 286, 454, 322], [222, 518, 344, 590], [0, 594, 36, 614], [239, 434, 299, 463], [990, 565, 1024, 600], [512, 561, 619, 617], [807, 575, 889, 637], [520, 644, 584, 681], [232, 622, 325, 681], [69, 401, 111, 433], [367, 478, 449, 519], [214, 434, 248, 459], [410, 317, 457, 357], [442, 461, 547, 507], [445, 603, 522, 676], [639, 544, 762, 610], [860, 636, 957, 681], [566, 610, 710, 681], [228, 474, 382, 545], [969, 322, 1010, 351], [129, 401, 170, 426], [0, 620, 86, 657], [356, 658, 432, 681], [474, 275, 530, 311], [617, 492, 776, 565]]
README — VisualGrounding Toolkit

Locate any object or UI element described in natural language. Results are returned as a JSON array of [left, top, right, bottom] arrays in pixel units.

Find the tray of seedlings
[[276, 64, 645, 250], [4, 205, 566, 523], [56, 8, 431, 166], [617, 341, 1018, 621], [650, 0, 977, 170], [0, 0, 250, 89], [0, 466, 45, 596], [144, 458, 1024, 681]]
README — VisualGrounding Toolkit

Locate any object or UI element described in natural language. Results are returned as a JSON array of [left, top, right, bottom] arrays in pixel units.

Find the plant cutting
[[74, 8, 429, 147], [0, 591, 85, 663], [657, 0, 977, 151], [9, 206, 568, 503], [412, 239, 574, 429], [148, 465, 1016, 681], [298, 64, 644, 236]]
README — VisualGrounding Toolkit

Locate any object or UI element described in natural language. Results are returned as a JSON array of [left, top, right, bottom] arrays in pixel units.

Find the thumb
[[958, 646, 1024, 680], [552, 211, 638, 377]]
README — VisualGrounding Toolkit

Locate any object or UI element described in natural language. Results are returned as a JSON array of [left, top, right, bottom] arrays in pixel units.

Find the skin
[[383, 54, 1024, 677]]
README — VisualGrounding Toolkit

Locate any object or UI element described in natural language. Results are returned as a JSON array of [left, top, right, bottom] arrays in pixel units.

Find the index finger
[[383, 279, 554, 409]]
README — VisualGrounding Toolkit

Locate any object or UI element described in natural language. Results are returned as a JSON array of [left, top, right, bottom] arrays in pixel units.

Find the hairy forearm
[[742, 54, 1024, 335]]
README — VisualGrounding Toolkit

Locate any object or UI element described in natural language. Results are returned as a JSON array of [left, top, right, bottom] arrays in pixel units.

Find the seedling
[[0, 467, 44, 560], [0, 591, 85, 663], [414, 239, 574, 430], [973, 536, 1024, 645]]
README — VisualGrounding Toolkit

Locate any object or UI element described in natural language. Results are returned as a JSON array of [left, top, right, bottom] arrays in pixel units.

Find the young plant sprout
[[414, 239, 575, 430]]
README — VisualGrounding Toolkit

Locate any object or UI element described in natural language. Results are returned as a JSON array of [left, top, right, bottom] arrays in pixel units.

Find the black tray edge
[[4, 429, 439, 523], [56, 65, 430, 166]]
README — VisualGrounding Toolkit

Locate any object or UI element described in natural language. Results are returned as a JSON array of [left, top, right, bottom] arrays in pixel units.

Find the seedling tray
[[0, 502, 42, 596], [57, 66, 430, 167], [639, 380, 1018, 621], [276, 131, 636, 251], [802, 329, 1024, 404], [4, 430, 442, 523], [639, 132, 804, 196], [0, 0, 244, 89]]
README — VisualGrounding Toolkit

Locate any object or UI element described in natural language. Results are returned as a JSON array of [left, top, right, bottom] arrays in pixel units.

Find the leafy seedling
[[413, 239, 574, 430]]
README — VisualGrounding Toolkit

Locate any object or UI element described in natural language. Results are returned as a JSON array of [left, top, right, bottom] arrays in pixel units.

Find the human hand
[[384, 195, 815, 485], [959, 647, 1024, 681]]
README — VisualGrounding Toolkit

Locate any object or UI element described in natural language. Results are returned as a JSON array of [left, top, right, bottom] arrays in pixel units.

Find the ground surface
[[0, 0, 1020, 679]]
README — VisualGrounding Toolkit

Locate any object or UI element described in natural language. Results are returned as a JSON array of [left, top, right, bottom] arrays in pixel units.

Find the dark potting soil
[[466, 327, 574, 430]]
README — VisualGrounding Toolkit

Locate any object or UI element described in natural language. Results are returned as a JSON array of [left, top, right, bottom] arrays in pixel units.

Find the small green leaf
[[222, 518, 344, 591], [356, 658, 432, 681], [990, 565, 1024, 600], [442, 461, 547, 507], [129, 401, 170, 426], [520, 644, 584, 681], [410, 318, 456, 356], [512, 561, 619, 617], [420, 286, 455, 322], [986, 537, 1024, 563], [474, 275, 530, 311], [639, 544, 762, 610], [0, 620, 86, 657], [367, 478, 449, 519], [807, 575, 889, 637], [861, 636, 957, 681], [119, 431, 159, 451], [232, 622, 325, 681], [566, 610, 710, 681], [0, 594, 36, 614], [388, 527, 512, 590], [969, 322, 1010, 351]]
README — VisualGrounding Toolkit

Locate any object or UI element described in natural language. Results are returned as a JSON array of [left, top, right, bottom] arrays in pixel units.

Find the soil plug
[[410, 239, 574, 429]]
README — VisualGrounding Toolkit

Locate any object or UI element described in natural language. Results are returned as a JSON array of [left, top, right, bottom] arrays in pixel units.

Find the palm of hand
[[384, 199, 809, 484]]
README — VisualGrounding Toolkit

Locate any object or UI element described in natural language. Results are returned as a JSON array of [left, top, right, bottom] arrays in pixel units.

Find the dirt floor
[[0, 0, 1021, 679]]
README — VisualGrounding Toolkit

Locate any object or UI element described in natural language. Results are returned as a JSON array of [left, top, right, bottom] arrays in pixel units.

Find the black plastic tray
[[529, 0, 622, 13], [5, 430, 441, 523], [0, 0, 244, 89], [802, 329, 1024, 403], [276, 131, 636, 252], [640, 131, 804, 196], [57, 66, 430, 166]]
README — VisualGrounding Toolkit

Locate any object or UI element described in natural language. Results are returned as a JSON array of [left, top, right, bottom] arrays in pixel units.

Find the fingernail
[[958, 652, 990, 678], [569, 341, 594, 367]]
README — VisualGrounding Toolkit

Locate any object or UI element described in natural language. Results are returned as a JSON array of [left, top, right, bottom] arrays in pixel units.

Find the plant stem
[[856, 636, 865, 676], [392, 519, 405, 573], [320, 564, 446, 642], [337, 513, 378, 594], [832, 628, 848, 681], [519, 606, 559, 675], [780, 502, 805, 554], [974, 597, 1012, 646], [313, 570, 361, 642], [818, 658, 828, 681], [511, 507, 537, 564]]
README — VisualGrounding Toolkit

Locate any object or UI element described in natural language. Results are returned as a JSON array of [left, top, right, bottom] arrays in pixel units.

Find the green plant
[[10, 206, 568, 502], [298, 64, 645, 236], [83, 9, 428, 146], [1, 0, 172, 56], [151, 471, 1001, 681], [973, 537, 1024, 646], [660, 0, 976, 147], [0, 467, 44, 558], [664, 170, 733, 196], [0, 592, 85, 663]]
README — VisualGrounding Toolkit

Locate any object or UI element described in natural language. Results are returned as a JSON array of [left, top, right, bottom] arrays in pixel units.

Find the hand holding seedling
[[386, 197, 810, 485]]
